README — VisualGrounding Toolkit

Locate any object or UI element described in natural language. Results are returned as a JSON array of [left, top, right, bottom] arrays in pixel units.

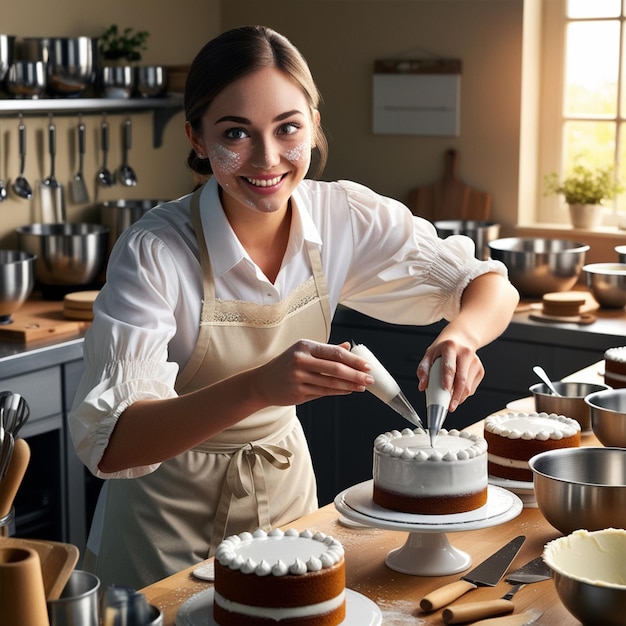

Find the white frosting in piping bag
[[351, 343, 401, 402]]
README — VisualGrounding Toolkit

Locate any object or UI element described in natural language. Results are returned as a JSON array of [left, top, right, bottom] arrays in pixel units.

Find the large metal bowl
[[543, 528, 626, 626], [16, 223, 109, 288], [585, 388, 626, 447], [21, 37, 95, 97], [530, 381, 611, 431], [487, 237, 589, 297], [99, 199, 167, 255], [434, 220, 500, 261], [0, 250, 36, 324], [529, 447, 626, 535], [583, 262, 626, 308]]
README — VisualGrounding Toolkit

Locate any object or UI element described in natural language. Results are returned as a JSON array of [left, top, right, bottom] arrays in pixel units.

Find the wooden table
[[143, 433, 603, 625], [142, 362, 607, 624]]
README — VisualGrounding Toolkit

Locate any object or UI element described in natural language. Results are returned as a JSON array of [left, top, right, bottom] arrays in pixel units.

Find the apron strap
[[210, 442, 293, 553]]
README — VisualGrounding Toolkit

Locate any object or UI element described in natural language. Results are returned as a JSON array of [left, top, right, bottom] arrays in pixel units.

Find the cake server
[[426, 357, 452, 446], [350, 343, 423, 429], [419, 535, 526, 612]]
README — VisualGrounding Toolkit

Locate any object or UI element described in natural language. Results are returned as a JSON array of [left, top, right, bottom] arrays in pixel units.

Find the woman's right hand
[[254, 339, 375, 406]]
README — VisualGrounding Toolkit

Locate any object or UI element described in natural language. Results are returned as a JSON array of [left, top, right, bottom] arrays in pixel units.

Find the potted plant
[[98, 25, 150, 98], [544, 161, 623, 229]]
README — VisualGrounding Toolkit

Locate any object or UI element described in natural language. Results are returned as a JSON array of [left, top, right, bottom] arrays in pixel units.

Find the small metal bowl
[[5, 61, 46, 99], [0, 250, 36, 324], [434, 220, 500, 261], [136, 65, 167, 98], [585, 388, 626, 447], [583, 262, 626, 308], [99, 65, 134, 99], [16, 223, 109, 288], [529, 447, 626, 535], [530, 381, 611, 431], [487, 237, 589, 298], [0, 34, 16, 82], [543, 528, 626, 626]]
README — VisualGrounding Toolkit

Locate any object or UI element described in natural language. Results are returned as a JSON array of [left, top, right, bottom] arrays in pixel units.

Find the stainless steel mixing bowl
[[543, 528, 626, 626], [136, 65, 168, 98], [487, 237, 589, 297], [5, 61, 46, 99], [585, 388, 626, 447], [434, 220, 500, 260], [583, 262, 626, 308], [529, 447, 626, 535], [529, 381, 611, 431], [16, 223, 109, 287], [0, 35, 16, 82], [0, 250, 36, 323]]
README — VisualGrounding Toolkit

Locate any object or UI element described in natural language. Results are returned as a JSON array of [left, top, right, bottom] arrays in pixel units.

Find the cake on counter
[[604, 346, 626, 388], [372, 427, 488, 515], [485, 412, 581, 483], [213, 528, 346, 625]]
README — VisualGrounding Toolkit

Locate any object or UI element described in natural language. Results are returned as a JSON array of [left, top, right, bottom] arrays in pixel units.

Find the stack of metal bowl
[[487, 237, 589, 298], [0, 250, 36, 324]]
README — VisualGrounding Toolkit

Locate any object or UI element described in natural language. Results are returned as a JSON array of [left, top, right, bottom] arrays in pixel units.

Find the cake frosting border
[[484, 411, 581, 441]]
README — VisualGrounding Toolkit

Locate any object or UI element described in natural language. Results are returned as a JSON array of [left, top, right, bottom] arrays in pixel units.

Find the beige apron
[[91, 186, 332, 589]]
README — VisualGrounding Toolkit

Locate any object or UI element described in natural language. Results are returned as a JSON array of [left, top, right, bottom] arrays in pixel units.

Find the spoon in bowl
[[12, 116, 32, 200], [533, 365, 562, 397]]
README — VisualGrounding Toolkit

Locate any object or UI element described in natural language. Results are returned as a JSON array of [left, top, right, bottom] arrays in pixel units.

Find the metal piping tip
[[427, 404, 448, 447], [387, 391, 424, 429]]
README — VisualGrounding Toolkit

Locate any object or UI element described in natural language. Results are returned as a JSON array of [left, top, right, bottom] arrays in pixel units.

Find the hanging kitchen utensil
[[117, 117, 137, 187], [0, 437, 30, 518], [0, 122, 7, 202], [70, 116, 89, 204], [420, 535, 526, 612], [12, 115, 32, 200], [40, 115, 65, 222], [97, 116, 115, 187], [407, 149, 492, 221]]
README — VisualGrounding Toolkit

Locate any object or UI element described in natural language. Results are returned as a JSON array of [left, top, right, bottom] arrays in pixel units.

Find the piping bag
[[350, 343, 423, 429], [425, 357, 452, 446]]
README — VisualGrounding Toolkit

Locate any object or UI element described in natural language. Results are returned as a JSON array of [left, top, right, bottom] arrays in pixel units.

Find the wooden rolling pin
[[0, 438, 30, 518]]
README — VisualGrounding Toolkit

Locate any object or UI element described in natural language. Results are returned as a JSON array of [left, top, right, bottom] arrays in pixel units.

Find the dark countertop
[[1, 295, 624, 380]]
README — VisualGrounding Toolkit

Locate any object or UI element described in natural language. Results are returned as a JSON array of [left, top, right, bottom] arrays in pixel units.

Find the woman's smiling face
[[189, 66, 319, 217]]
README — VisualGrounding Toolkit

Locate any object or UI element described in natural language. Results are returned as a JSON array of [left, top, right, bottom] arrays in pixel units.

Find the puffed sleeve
[[337, 180, 508, 324], [69, 227, 183, 479]]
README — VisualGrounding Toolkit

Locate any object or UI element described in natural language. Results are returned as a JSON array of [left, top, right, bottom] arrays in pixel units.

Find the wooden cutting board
[[0, 298, 91, 343], [407, 149, 492, 221], [0, 536, 79, 600]]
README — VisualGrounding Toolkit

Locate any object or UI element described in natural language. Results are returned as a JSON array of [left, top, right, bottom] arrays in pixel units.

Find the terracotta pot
[[568, 203, 603, 229]]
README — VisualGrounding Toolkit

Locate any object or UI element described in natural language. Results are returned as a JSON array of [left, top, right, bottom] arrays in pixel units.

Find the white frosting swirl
[[605, 346, 626, 363], [216, 528, 344, 576], [485, 412, 580, 440]]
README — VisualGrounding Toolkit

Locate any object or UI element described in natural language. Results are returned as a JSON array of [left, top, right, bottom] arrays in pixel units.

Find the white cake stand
[[334, 480, 522, 577]]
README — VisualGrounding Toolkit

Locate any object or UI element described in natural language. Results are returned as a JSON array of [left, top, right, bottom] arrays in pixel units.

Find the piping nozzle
[[426, 357, 452, 446]]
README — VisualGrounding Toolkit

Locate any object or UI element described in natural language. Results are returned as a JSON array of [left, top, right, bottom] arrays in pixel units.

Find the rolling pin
[[0, 438, 31, 518]]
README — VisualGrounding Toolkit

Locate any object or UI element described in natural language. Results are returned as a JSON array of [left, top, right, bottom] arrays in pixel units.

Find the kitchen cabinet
[[0, 94, 183, 148], [298, 306, 625, 506]]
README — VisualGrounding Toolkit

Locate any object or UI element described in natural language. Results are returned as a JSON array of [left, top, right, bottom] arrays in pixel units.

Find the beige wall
[[0, 0, 220, 248]]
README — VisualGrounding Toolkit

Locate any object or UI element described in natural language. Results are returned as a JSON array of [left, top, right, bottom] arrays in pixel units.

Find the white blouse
[[70, 177, 507, 479]]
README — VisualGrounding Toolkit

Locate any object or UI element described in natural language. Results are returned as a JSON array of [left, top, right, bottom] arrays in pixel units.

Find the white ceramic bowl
[[543, 528, 626, 626]]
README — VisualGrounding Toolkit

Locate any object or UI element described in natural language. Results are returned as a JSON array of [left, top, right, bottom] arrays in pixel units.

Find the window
[[536, 0, 625, 227]]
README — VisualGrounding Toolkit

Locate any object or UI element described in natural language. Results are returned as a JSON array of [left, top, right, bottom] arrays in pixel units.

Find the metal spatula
[[70, 118, 89, 204], [40, 116, 65, 222]]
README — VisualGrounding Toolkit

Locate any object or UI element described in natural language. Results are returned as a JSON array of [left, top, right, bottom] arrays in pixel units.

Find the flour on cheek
[[209, 143, 242, 175], [284, 141, 310, 165]]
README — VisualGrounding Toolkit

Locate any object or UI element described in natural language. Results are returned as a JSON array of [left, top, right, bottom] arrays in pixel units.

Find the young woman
[[70, 25, 519, 589]]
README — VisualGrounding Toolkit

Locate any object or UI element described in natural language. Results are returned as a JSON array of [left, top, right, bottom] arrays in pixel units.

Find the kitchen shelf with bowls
[[0, 93, 183, 148]]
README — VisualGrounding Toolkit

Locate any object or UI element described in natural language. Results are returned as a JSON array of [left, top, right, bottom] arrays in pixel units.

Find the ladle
[[0, 123, 7, 202], [12, 116, 32, 200], [96, 117, 115, 187], [117, 117, 137, 187], [532, 365, 562, 397]]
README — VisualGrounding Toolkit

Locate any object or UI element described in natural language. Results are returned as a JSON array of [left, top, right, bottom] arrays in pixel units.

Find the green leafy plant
[[99, 25, 150, 62], [544, 161, 623, 205]]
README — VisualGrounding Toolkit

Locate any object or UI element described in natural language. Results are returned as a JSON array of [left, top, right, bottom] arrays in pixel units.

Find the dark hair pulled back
[[184, 25, 328, 178]]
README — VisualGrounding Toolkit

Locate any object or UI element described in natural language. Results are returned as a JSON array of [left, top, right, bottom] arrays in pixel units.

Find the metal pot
[[434, 220, 500, 260], [99, 199, 168, 255]]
